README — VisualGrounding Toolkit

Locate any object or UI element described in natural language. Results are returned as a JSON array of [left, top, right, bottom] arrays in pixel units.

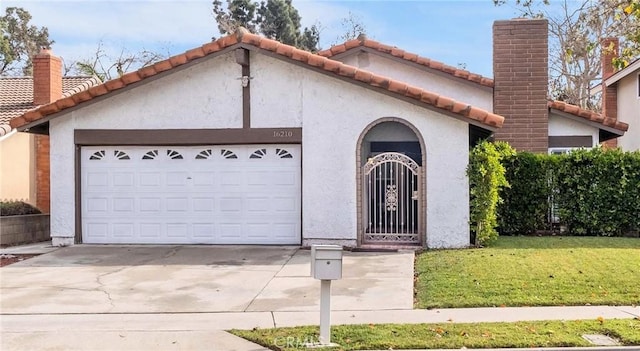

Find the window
[[249, 148, 267, 159]]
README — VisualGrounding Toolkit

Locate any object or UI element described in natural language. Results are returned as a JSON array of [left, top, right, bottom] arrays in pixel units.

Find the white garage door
[[81, 145, 301, 244]]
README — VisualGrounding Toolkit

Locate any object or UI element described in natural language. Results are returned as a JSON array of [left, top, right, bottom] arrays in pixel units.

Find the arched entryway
[[356, 118, 426, 246]]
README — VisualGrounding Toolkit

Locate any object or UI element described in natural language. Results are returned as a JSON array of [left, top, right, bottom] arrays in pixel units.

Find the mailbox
[[311, 245, 343, 280]]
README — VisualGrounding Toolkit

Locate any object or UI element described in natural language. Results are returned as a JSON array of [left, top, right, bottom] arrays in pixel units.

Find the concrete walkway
[[2, 306, 638, 350], [1, 243, 639, 350]]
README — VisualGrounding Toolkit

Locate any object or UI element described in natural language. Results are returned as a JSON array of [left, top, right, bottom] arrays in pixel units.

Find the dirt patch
[[0, 254, 38, 267]]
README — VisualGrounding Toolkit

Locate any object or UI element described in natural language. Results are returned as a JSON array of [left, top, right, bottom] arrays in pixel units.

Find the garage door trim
[[74, 128, 302, 145]]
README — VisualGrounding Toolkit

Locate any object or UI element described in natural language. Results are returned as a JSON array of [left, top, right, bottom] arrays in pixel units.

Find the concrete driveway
[[0, 245, 414, 314]]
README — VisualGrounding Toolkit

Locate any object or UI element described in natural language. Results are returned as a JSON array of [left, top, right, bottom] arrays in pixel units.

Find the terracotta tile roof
[[548, 100, 628, 133], [1, 76, 101, 126], [10, 29, 504, 131], [318, 36, 494, 88]]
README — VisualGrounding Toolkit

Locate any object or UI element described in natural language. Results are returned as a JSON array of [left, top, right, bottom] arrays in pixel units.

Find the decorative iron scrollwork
[[385, 185, 398, 211]]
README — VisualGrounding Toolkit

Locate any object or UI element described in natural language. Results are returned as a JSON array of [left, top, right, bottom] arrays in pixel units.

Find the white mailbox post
[[310, 245, 343, 346]]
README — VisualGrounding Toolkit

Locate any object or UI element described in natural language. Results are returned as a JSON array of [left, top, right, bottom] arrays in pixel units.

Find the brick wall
[[31, 49, 61, 213], [601, 38, 619, 148], [493, 19, 549, 153], [35, 135, 50, 213]]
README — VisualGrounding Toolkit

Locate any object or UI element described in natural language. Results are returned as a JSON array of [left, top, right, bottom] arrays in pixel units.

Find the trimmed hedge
[[497, 148, 640, 237], [554, 148, 640, 236], [0, 201, 42, 216], [497, 152, 555, 235]]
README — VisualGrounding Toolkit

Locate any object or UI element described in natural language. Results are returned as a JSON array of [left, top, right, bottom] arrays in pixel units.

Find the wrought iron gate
[[363, 152, 421, 244]]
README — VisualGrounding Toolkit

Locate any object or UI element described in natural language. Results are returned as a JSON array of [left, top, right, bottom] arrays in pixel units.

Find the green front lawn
[[415, 236, 640, 308], [231, 319, 640, 350]]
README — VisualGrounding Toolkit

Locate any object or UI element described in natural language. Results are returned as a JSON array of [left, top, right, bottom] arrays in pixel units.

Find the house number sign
[[273, 130, 294, 138]]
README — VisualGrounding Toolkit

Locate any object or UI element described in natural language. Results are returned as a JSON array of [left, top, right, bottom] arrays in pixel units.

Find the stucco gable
[[318, 35, 494, 89], [10, 29, 504, 133]]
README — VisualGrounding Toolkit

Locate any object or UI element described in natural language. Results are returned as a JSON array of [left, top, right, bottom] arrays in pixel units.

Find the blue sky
[[2, 0, 532, 77]]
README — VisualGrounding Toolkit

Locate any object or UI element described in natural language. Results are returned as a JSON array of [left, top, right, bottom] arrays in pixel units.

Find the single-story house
[[9, 19, 628, 249]]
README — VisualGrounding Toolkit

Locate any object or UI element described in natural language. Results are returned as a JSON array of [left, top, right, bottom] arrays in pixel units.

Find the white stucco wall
[[616, 70, 640, 151], [548, 113, 599, 148], [250, 54, 470, 248], [49, 50, 471, 249], [336, 51, 493, 111]]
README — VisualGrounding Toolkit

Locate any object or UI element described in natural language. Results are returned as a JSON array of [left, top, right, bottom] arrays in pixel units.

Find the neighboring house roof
[[10, 29, 505, 132], [318, 36, 495, 89], [0, 76, 101, 135], [604, 58, 640, 86], [548, 100, 628, 135]]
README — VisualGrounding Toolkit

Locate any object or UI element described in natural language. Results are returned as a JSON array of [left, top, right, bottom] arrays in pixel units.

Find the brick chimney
[[492, 19, 549, 153], [601, 38, 619, 148], [32, 48, 63, 105], [31, 48, 61, 213]]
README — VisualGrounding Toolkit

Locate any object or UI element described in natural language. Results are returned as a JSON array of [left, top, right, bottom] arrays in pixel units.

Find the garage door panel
[[193, 198, 215, 212], [166, 198, 189, 212], [220, 197, 242, 213], [113, 198, 135, 212], [192, 172, 215, 186], [220, 171, 242, 187], [166, 223, 188, 238], [274, 223, 297, 238], [246, 223, 270, 238], [139, 197, 162, 212], [246, 197, 269, 212], [86, 197, 109, 213], [87, 172, 109, 188], [140, 223, 161, 237], [139, 173, 161, 187], [273, 197, 297, 212], [82, 145, 300, 244], [113, 223, 135, 238], [193, 223, 215, 238], [86, 223, 108, 238]]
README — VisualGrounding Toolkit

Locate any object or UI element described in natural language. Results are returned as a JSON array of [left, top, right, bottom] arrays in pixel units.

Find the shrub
[[554, 148, 640, 236], [0, 201, 42, 216], [496, 147, 640, 237], [467, 141, 514, 246], [498, 152, 557, 235]]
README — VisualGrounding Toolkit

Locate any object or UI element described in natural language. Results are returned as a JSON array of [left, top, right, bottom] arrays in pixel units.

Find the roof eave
[[11, 33, 503, 132], [604, 58, 640, 86], [550, 108, 625, 137]]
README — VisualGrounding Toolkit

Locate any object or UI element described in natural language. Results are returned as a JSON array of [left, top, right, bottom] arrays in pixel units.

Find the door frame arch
[[355, 117, 427, 246]]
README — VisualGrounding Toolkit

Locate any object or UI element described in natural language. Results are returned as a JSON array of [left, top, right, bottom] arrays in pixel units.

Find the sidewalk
[[2, 306, 638, 350]]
